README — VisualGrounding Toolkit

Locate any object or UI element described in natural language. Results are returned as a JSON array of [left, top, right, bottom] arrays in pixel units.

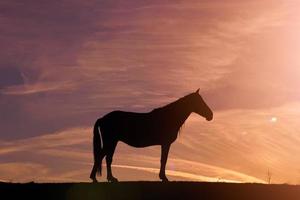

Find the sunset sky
[[1, 0, 300, 184]]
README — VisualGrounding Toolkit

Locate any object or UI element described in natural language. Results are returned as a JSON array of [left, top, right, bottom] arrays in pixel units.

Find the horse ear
[[195, 88, 200, 94]]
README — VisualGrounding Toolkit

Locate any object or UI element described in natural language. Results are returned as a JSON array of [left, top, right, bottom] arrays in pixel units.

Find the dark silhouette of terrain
[[1, 182, 300, 200], [90, 89, 213, 182]]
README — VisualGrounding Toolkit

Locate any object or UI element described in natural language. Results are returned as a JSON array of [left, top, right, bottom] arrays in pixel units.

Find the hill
[[1, 181, 300, 200]]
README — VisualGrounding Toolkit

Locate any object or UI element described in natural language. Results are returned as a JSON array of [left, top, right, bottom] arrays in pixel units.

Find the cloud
[[0, 127, 91, 155], [1, 81, 77, 95], [1, 0, 296, 140], [1, 0, 300, 184], [0, 162, 49, 182], [1, 102, 300, 183], [111, 164, 245, 183], [0, 125, 264, 183], [0, 66, 24, 88]]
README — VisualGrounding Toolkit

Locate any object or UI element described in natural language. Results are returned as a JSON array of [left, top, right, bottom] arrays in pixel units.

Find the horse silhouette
[[90, 89, 213, 182]]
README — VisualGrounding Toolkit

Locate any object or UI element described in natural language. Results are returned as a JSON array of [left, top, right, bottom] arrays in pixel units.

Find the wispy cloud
[[0, 162, 49, 182], [1, 0, 299, 184], [1, 81, 77, 95], [1, 0, 297, 140], [1, 103, 300, 183]]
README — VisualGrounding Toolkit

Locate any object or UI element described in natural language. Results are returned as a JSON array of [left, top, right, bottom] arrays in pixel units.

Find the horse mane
[[150, 92, 194, 135], [150, 92, 194, 113]]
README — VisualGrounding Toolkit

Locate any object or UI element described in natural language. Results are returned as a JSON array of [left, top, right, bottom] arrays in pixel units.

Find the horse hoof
[[161, 178, 169, 182], [90, 177, 98, 183], [159, 175, 169, 182], [107, 177, 119, 183]]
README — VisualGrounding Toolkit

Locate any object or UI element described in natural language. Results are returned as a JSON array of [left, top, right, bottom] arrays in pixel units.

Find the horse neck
[[163, 96, 192, 129]]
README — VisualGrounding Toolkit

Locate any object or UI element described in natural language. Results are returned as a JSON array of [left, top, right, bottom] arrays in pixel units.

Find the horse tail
[[93, 118, 103, 175]]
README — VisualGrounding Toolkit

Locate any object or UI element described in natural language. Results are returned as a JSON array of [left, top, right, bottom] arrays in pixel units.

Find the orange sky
[[0, 0, 300, 184]]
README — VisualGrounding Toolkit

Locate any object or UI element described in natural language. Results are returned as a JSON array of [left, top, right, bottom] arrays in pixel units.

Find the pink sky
[[0, 0, 300, 184]]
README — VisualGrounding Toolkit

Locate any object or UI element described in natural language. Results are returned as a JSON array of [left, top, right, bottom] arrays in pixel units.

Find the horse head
[[190, 89, 213, 121]]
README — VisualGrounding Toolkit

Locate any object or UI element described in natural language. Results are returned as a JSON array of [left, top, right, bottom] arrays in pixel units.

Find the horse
[[90, 89, 213, 182]]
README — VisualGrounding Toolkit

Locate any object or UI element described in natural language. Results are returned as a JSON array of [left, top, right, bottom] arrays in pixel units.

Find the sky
[[1, 0, 300, 184]]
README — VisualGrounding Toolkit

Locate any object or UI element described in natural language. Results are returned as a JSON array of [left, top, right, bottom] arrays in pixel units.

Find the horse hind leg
[[90, 151, 106, 182], [106, 141, 118, 182]]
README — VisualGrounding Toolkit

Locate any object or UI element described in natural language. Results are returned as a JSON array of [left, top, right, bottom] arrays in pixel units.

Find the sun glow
[[270, 117, 277, 123]]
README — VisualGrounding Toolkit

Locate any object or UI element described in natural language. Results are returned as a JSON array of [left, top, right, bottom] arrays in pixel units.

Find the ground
[[1, 181, 300, 200]]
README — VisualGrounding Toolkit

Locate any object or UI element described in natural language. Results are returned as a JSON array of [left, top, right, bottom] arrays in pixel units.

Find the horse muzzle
[[206, 114, 213, 121]]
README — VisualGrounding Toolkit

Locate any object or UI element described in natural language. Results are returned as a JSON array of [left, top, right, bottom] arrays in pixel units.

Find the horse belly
[[118, 128, 161, 147]]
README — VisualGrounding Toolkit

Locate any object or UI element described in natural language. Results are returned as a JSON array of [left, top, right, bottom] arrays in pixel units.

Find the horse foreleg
[[159, 143, 171, 182], [106, 141, 119, 182]]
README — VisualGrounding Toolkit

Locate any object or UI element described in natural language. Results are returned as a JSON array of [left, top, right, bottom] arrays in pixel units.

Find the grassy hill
[[1, 182, 300, 200]]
